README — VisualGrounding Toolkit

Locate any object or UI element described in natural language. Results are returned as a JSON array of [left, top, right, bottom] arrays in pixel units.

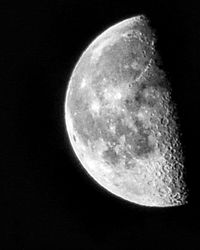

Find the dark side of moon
[[65, 16, 188, 207]]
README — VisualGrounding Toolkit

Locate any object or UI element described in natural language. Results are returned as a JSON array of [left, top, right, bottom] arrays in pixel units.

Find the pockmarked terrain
[[65, 15, 188, 207]]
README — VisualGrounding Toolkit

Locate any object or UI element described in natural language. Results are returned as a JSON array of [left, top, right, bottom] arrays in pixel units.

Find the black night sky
[[1, 1, 200, 249]]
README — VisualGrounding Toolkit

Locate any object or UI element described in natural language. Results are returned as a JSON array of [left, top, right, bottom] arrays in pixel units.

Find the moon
[[65, 15, 188, 207]]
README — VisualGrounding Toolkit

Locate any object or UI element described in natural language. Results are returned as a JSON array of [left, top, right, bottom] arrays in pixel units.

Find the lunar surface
[[65, 15, 188, 207]]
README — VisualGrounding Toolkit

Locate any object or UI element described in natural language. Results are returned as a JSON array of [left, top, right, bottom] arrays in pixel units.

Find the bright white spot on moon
[[90, 100, 100, 114], [80, 78, 87, 88]]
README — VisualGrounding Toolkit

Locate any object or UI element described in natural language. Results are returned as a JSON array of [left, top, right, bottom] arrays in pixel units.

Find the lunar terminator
[[65, 15, 188, 207]]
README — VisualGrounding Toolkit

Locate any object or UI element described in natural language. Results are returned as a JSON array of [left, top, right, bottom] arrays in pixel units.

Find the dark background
[[1, 1, 200, 249]]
